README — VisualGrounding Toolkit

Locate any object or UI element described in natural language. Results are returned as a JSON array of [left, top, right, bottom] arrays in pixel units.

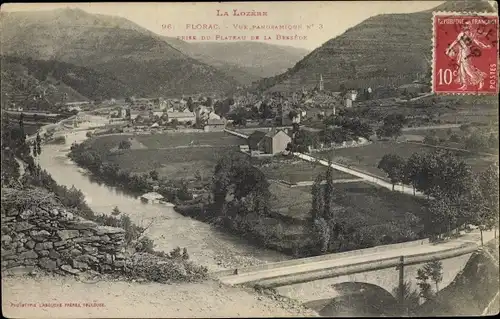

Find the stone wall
[[1, 188, 126, 276]]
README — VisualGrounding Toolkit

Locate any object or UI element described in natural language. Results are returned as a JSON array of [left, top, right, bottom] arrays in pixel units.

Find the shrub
[[134, 236, 155, 253], [423, 135, 439, 145], [123, 253, 208, 283], [449, 134, 461, 143], [118, 140, 131, 150]]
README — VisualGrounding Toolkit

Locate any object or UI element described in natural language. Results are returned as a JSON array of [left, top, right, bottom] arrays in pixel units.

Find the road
[[295, 153, 424, 196], [218, 230, 494, 287]]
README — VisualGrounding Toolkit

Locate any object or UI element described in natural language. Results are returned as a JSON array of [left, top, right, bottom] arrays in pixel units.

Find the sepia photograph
[[1, 1, 499, 317]]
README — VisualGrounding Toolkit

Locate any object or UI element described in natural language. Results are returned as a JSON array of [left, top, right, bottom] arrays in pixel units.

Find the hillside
[[0, 8, 237, 97], [253, 0, 496, 93], [163, 38, 309, 85], [1, 55, 136, 105]]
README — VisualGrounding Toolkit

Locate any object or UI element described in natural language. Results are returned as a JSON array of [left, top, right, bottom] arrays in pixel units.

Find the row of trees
[[378, 151, 499, 239]]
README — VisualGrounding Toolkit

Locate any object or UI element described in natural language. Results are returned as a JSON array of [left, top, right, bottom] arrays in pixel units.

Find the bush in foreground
[[123, 252, 208, 283]]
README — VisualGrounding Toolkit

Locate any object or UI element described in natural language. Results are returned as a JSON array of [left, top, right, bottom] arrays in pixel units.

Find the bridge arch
[[274, 253, 473, 315], [309, 282, 399, 317]]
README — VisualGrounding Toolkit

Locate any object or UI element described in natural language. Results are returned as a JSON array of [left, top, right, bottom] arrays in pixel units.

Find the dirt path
[[2, 275, 318, 318]]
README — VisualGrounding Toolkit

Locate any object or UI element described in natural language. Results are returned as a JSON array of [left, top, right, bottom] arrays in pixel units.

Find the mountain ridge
[[252, 0, 496, 93], [0, 8, 237, 96]]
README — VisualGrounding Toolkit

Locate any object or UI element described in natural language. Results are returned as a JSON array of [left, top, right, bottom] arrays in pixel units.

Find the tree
[[377, 114, 406, 140], [187, 97, 194, 112], [403, 153, 424, 196], [35, 133, 42, 156], [19, 112, 26, 142], [170, 119, 179, 128], [470, 163, 500, 242], [414, 151, 472, 199], [378, 154, 405, 190], [32, 142, 38, 159], [169, 247, 182, 259], [212, 152, 271, 217], [487, 133, 498, 149], [288, 129, 318, 153], [149, 170, 159, 181], [112, 206, 121, 216], [423, 260, 443, 292], [194, 170, 202, 181], [311, 174, 325, 221], [426, 188, 461, 236], [323, 164, 337, 220], [288, 110, 299, 121], [204, 97, 213, 107], [215, 98, 232, 117], [176, 180, 193, 201], [182, 247, 189, 260], [464, 133, 489, 152], [339, 83, 347, 97], [310, 164, 343, 253], [118, 140, 132, 150], [230, 108, 248, 127], [416, 268, 434, 302], [392, 281, 420, 315], [260, 102, 274, 119], [313, 217, 331, 253], [423, 134, 440, 145]]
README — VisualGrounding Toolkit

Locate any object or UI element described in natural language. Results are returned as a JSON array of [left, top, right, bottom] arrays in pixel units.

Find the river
[[38, 129, 289, 272]]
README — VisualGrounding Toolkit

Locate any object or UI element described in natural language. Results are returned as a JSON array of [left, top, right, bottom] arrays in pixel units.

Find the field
[[258, 158, 353, 184], [269, 181, 314, 220], [87, 132, 246, 180], [135, 132, 245, 149], [105, 147, 239, 180], [299, 181, 427, 227], [315, 141, 496, 178], [86, 134, 134, 153]]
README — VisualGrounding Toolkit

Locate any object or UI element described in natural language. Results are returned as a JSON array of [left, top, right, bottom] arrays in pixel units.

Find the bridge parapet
[[213, 238, 431, 277], [235, 243, 478, 289]]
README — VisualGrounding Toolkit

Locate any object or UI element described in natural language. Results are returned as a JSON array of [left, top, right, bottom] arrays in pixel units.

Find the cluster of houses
[[107, 97, 228, 132]]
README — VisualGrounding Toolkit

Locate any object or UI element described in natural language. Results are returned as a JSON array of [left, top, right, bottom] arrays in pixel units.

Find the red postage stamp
[[433, 12, 499, 95]]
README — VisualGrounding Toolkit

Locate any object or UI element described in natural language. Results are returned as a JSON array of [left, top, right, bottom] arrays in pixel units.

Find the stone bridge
[[214, 230, 494, 315]]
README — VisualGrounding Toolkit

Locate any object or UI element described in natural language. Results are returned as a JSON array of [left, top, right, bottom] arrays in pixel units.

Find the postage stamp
[[432, 12, 499, 95]]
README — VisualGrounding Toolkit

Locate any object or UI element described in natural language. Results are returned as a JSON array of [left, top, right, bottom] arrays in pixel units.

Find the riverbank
[[38, 129, 290, 272], [66, 129, 431, 260], [2, 275, 318, 318]]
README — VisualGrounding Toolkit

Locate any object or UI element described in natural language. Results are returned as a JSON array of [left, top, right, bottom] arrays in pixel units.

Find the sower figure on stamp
[[445, 20, 491, 90]]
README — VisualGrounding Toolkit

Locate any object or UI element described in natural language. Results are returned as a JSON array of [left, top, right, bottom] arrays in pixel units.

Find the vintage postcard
[[1, 1, 499, 318]]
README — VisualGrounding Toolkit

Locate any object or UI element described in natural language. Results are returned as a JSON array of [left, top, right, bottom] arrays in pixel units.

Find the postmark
[[432, 12, 499, 95]]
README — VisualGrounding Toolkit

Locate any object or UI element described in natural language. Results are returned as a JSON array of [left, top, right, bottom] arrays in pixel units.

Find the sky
[[2, 1, 447, 50]]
